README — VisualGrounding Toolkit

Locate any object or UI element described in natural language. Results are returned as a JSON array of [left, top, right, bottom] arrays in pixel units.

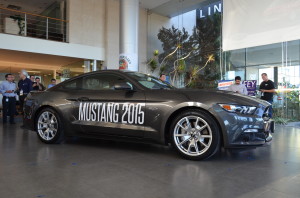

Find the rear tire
[[170, 109, 220, 160], [35, 108, 65, 144]]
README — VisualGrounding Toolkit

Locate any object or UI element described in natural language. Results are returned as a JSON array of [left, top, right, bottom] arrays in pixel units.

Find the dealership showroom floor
[[0, 122, 299, 198]]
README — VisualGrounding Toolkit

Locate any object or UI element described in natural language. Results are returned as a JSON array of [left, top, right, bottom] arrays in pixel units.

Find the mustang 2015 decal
[[78, 102, 145, 125]]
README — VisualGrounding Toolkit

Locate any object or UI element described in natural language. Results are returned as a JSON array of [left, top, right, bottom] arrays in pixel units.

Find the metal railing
[[0, 6, 68, 42]]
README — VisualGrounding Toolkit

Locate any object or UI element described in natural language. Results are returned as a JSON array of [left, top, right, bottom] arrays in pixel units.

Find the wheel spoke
[[42, 113, 47, 121], [194, 141, 199, 154], [198, 124, 208, 132], [199, 140, 209, 148], [50, 116, 56, 124], [51, 128, 57, 134], [187, 141, 192, 153], [175, 133, 189, 137], [178, 137, 191, 146], [201, 135, 212, 138], [185, 117, 191, 129], [44, 129, 49, 140], [196, 117, 200, 125], [177, 123, 187, 131]]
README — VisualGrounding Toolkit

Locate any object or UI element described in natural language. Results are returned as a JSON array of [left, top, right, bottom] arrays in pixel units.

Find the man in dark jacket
[[18, 70, 32, 114]]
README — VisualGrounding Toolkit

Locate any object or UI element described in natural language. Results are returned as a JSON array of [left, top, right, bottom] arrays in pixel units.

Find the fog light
[[244, 129, 258, 133]]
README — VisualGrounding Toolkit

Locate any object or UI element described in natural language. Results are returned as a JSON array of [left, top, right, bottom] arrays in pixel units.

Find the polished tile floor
[[0, 122, 299, 198]]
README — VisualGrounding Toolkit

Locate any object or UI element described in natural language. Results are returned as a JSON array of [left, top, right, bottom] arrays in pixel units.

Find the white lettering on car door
[[78, 102, 145, 125]]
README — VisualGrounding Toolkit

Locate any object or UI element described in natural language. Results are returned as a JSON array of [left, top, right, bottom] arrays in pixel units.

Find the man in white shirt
[[228, 76, 248, 95]]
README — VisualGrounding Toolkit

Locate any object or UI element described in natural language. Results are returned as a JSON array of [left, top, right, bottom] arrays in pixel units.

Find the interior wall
[[67, 0, 106, 49], [104, 0, 120, 69]]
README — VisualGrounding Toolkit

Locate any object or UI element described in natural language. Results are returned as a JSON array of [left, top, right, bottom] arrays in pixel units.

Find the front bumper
[[213, 104, 275, 148], [229, 119, 275, 147]]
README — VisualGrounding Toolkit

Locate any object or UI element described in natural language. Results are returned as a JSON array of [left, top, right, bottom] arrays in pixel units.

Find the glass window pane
[[82, 74, 128, 90]]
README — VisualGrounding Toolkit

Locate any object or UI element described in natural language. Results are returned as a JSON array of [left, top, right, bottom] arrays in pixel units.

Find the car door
[[68, 72, 146, 137]]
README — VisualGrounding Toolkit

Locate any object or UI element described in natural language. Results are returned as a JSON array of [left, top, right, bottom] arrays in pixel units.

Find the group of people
[[0, 70, 57, 124], [228, 73, 275, 117]]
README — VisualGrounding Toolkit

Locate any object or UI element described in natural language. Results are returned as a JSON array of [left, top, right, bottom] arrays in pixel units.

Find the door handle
[[77, 97, 90, 101]]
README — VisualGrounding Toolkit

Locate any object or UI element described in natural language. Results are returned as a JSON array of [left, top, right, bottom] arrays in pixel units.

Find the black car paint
[[24, 70, 272, 148]]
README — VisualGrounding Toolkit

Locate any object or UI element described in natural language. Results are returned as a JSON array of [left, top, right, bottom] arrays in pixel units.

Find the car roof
[[50, 70, 147, 91]]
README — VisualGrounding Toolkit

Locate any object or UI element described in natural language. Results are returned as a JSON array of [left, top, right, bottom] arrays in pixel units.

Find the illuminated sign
[[196, 1, 222, 19]]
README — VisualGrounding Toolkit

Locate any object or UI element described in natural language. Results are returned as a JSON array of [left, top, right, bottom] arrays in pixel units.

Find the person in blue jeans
[[259, 73, 276, 118]]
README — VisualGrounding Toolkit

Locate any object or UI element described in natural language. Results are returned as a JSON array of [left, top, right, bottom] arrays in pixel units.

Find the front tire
[[36, 108, 65, 144], [170, 109, 220, 160]]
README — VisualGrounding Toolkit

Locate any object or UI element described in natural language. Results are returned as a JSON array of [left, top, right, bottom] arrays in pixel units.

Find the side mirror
[[114, 83, 133, 91]]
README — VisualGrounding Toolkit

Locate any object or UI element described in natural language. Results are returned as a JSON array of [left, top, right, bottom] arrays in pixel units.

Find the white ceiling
[[139, 0, 171, 10], [0, 49, 82, 72]]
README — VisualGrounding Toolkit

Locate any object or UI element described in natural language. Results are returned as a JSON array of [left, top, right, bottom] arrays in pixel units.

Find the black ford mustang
[[24, 70, 274, 160]]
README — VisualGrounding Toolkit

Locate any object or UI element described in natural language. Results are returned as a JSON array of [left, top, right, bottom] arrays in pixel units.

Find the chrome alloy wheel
[[37, 111, 58, 141], [173, 116, 213, 156]]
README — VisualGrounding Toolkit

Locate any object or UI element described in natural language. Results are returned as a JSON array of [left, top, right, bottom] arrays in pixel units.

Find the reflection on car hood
[[169, 89, 270, 107]]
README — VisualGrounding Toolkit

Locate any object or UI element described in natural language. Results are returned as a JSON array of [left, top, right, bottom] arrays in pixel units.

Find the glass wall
[[146, 1, 222, 88], [147, 0, 300, 121], [223, 41, 300, 121]]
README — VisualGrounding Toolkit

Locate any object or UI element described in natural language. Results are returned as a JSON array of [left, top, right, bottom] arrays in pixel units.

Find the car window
[[61, 78, 82, 90], [126, 72, 175, 90], [82, 74, 132, 90]]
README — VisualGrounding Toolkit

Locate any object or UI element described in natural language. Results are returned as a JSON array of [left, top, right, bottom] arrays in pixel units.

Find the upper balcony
[[0, 6, 67, 42]]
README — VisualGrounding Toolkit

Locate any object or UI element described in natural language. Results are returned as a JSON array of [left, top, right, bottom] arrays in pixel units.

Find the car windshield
[[127, 72, 175, 90]]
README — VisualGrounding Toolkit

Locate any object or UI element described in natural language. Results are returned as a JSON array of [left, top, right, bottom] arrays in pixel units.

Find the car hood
[[169, 88, 270, 107]]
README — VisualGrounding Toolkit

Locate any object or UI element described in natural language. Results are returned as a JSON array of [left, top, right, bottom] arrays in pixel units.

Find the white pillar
[[53, 69, 57, 79], [92, 59, 97, 71], [119, 0, 139, 71], [84, 60, 91, 73]]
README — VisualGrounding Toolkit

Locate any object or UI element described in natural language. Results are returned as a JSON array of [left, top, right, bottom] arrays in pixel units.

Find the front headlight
[[218, 104, 257, 115]]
